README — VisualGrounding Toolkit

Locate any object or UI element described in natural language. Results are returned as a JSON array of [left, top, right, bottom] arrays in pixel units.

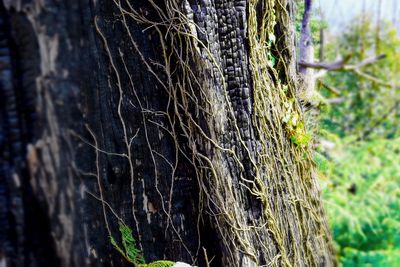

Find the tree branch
[[353, 69, 400, 89], [299, 54, 385, 71], [345, 54, 386, 70], [325, 97, 345, 104], [318, 80, 340, 95], [301, 54, 400, 89], [299, 55, 351, 71]]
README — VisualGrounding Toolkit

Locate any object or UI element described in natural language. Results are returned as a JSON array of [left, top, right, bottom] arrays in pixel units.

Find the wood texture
[[0, 0, 336, 266]]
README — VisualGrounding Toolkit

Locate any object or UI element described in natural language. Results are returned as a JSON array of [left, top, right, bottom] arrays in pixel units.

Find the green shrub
[[317, 138, 400, 266]]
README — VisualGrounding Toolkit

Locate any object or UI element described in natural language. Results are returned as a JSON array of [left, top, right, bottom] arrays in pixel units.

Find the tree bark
[[0, 0, 336, 266]]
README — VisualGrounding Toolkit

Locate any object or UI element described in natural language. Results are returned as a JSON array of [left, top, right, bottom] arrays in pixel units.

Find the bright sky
[[316, 0, 400, 35]]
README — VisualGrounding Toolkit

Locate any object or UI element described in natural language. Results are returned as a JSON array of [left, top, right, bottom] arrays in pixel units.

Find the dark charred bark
[[0, 1, 210, 265], [0, 0, 336, 266]]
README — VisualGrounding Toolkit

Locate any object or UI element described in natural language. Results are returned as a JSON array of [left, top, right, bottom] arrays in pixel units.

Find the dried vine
[[89, 0, 337, 266]]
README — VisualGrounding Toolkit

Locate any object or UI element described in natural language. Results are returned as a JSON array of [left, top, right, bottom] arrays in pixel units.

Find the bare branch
[[318, 80, 341, 95], [345, 54, 386, 70], [325, 97, 345, 104], [353, 69, 400, 89], [299, 57, 350, 71], [299, 54, 385, 71], [302, 54, 400, 90]]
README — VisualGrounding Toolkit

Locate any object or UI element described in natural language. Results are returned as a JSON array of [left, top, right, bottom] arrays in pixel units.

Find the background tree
[[319, 19, 400, 139], [0, 0, 336, 266], [311, 8, 400, 266]]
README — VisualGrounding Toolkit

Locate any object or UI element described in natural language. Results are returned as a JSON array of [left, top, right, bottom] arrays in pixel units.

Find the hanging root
[[91, 0, 337, 266]]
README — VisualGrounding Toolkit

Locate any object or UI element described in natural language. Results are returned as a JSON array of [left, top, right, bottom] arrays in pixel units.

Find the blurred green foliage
[[315, 15, 400, 266], [317, 137, 400, 266], [320, 18, 400, 140]]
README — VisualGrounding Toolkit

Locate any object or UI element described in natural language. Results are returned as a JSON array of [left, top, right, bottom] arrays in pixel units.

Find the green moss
[[282, 101, 311, 147], [290, 129, 311, 147]]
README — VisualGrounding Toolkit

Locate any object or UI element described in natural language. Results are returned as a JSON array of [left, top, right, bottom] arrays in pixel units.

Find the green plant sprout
[[110, 222, 175, 267], [282, 100, 311, 147]]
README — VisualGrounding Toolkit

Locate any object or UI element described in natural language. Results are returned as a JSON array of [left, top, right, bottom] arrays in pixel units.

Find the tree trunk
[[0, 0, 336, 266]]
